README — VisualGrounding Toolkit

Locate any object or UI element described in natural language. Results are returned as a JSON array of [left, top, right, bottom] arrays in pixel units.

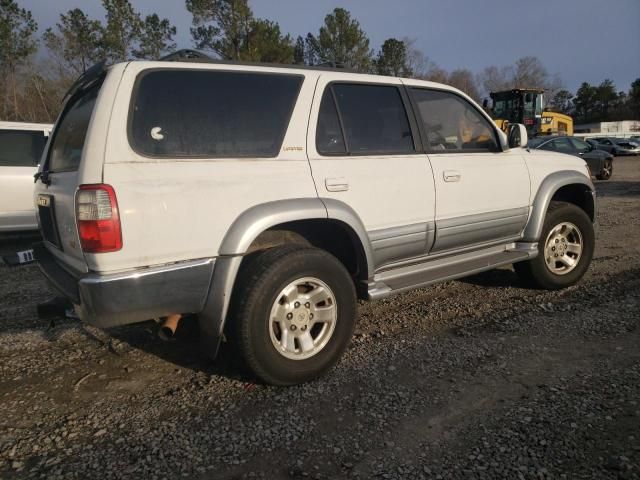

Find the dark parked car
[[528, 135, 613, 180], [588, 136, 640, 156]]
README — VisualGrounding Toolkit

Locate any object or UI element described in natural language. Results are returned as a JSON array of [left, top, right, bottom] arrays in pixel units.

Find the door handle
[[325, 177, 349, 192], [443, 170, 461, 182]]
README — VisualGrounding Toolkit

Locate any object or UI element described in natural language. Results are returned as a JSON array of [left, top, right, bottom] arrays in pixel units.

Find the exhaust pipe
[[158, 314, 182, 341], [37, 297, 73, 320]]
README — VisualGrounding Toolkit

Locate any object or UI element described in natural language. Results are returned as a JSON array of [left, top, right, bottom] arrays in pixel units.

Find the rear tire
[[229, 245, 357, 386], [596, 159, 612, 180], [515, 201, 594, 290]]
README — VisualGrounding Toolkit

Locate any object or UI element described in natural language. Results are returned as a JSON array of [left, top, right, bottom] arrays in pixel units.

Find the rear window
[[330, 83, 414, 155], [48, 84, 100, 172], [0, 130, 47, 167], [129, 69, 303, 158]]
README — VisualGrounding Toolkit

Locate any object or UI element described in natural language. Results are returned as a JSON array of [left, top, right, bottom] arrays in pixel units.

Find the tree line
[[1, 0, 638, 124]]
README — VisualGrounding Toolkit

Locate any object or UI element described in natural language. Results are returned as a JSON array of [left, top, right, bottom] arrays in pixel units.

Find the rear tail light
[[76, 184, 122, 253]]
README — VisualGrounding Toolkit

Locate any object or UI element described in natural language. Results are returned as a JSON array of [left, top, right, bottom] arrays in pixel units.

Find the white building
[[574, 120, 640, 137]]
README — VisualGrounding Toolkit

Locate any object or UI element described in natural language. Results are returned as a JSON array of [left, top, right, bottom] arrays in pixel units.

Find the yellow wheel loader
[[486, 88, 573, 137]]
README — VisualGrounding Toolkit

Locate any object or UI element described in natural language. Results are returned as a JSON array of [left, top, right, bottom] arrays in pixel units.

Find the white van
[[34, 55, 596, 385], [0, 121, 52, 231]]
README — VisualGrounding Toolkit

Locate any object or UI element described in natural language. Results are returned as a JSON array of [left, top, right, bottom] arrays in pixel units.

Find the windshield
[[492, 96, 520, 123], [0, 129, 47, 167], [47, 83, 101, 172]]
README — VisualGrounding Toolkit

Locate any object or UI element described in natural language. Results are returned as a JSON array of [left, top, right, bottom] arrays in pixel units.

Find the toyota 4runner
[[34, 56, 597, 385]]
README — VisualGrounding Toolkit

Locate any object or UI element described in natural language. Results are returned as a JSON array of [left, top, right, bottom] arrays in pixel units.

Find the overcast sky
[[20, 0, 640, 93]]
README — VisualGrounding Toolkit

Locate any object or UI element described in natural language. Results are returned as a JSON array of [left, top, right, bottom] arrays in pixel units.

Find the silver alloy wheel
[[602, 161, 612, 177], [543, 221, 583, 275], [268, 277, 337, 360]]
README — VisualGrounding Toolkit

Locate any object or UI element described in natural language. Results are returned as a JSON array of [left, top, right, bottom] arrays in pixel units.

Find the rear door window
[[0, 130, 47, 167], [48, 84, 100, 172], [129, 70, 303, 158], [328, 83, 414, 155]]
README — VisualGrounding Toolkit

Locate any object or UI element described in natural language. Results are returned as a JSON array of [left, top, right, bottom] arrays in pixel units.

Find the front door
[[405, 85, 531, 253], [307, 76, 436, 269]]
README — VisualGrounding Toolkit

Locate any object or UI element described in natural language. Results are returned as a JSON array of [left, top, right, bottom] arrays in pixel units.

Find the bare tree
[[402, 37, 429, 78], [479, 56, 564, 106], [447, 68, 480, 101], [479, 65, 513, 95], [513, 56, 548, 88]]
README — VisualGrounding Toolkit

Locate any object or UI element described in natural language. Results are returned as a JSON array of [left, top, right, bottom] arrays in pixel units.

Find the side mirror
[[508, 123, 528, 149]]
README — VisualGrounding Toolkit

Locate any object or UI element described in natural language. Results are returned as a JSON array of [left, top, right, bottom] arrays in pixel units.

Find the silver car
[[0, 122, 52, 232], [589, 136, 640, 156]]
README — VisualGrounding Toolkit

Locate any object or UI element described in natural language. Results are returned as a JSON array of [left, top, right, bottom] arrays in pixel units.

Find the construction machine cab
[[489, 88, 544, 135]]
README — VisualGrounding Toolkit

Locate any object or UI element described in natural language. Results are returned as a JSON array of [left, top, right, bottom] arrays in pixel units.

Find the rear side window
[[411, 88, 498, 152], [49, 85, 100, 172], [130, 70, 303, 158], [551, 138, 573, 152], [324, 83, 414, 155], [0, 130, 47, 167], [570, 137, 590, 152]]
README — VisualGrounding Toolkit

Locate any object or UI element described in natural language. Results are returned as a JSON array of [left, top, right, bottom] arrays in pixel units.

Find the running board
[[367, 242, 537, 300]]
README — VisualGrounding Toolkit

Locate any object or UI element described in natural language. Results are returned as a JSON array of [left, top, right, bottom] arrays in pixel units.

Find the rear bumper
[[34, 242, 215, 328]]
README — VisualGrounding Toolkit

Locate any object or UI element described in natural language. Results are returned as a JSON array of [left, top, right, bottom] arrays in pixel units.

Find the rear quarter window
[[0, 130, 47, 167], [129, 69, 303, 158]]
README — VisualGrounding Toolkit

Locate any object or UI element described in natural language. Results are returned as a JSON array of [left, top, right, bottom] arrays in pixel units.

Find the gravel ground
[[1, 157, 639, 480]]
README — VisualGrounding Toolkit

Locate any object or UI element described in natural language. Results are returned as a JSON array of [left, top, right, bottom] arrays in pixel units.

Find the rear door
[[34, 81, 104, 274], [406, 85, 531, 253], [0, 128, 48, 231], [307, 76, 436, 268]]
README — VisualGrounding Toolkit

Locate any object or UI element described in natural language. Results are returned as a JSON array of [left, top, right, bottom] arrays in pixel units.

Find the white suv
[[34, 56, 596, 385], [0, 121, 52, 231]]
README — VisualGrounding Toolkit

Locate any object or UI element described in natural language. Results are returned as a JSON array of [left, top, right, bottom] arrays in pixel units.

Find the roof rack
[[157, 49, 359, 73], [159, 49, 214, 63], [316, 61, 347, 69]]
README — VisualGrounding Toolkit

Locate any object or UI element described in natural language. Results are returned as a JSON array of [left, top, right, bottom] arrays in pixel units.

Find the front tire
[[230, 245, 357, 386], [515, 202, 594, 290], [596, 159, 613, 180]]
